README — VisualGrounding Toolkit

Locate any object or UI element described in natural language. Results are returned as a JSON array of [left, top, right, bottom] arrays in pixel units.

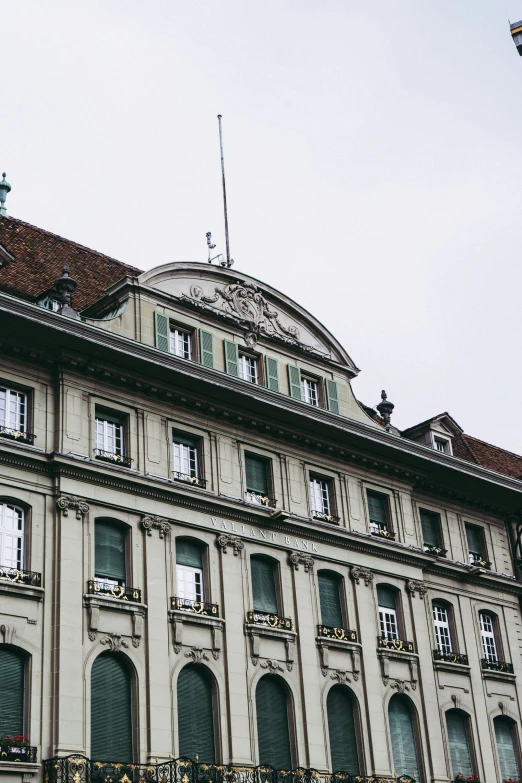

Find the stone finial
[[0, 173, 11, 217], [376, 390, 394, 426], [54, 265, 79, 319]]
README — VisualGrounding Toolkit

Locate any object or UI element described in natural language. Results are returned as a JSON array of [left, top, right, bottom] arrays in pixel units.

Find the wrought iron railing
[[0, 565, 41, 587], [94, 449, 133, 468], [0, 426, 36, 445], [424, 545, 447, 557], [370, 527, 396, 541], [0, 743, 37, 762], [433, 649, 469, 665], [378, 635, 414, 653], [312, 511, 340, 524], [246, 491, 277, 508], [469, 554, 491, 569], [318, 624, 358, 642], [87, 580, 141, 602], [171, 596, 219, 616], [43, 756, 417, 783], [172, 471, 207, 488], [246, 610, 294, 631], [481, 658, 514, 673]]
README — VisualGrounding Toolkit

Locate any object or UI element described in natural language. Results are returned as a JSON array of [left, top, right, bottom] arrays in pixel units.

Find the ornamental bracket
[[289, 551, 314, 572], [141, 515, 170, 538], [216, 533, 244, 556], [406, 579, 427, 599], [350, 566, 373, 586], [57, 495, 89, 520]]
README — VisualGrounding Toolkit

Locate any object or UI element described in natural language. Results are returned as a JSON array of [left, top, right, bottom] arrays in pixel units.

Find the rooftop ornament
[[53, 265, 80, 319], [377, 390, 400, 436], [0, 173, 11, 217], [510, 19, 522, 56]]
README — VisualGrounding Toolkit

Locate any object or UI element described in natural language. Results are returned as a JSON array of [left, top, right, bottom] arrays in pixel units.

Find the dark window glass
[[177, 665, 215, 762], [388, 695, 419, 779], [327, 686, 359, 774], [251, 557, 278, 615], [367, 491, 389, 532], [0, 648, 24, 736], [91, 653, 132, 761], [256, 676, 292, 769], [420, 510, 441, 548], [318, 572, 343, 628], [446, 710, 473, 779], [95, 522, 126, 583], [245, 456, 269, 495], [495, 717, 520, 782], [176, 539, 203, 568], [465, 524, 485, 563]]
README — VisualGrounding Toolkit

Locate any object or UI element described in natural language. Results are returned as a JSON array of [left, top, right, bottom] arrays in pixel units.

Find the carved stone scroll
[[57, 495, 89, 520], [289, 551, 314, 572], [407, 579, 427, 599], [100, 633, 129, 652], [350, 566, 373, 586], [141, 515, 170, 538], [216, 533, 244, 556]]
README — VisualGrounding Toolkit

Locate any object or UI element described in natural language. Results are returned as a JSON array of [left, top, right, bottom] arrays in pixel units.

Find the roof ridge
[[6, 216, 142, 273]]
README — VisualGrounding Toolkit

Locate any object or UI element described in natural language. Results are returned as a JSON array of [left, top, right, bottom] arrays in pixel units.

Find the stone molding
[[407, 579, 427, 599], [350, 566, 373, 586], [288, 551, 314, 572], [141, 515, 170, 538], [57, 495, 89, 519], [216, 533, 245, 555]]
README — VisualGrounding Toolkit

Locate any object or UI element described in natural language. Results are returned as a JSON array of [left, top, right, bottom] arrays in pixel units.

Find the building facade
[[1, 216, 522, 783]]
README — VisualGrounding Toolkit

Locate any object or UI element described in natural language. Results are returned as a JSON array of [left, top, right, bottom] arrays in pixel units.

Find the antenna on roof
[[206, 231, 223, 265], [217, 115, 234, 268]]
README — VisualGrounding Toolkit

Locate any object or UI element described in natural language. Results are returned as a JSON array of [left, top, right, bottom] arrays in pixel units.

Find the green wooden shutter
[[466, 525, 483, 556], [388, 696, 419, 779], [420, 510, 440, 547], [177, 665, 215, 762], [326, 380, 340, 414], [256, 676, 292, 769], [95, 522, 126, 582], [327, 686, 359, 774], [377, 585, 396, 610], [318, 573, 343, 628], [246, 456, 269, 494], [287, 365, 302, 400], [367, 491, 388, 526], [91, 653, 132, 761], [495, 717, 520, 781], [224, 340, 239, 377], [251, 557, 278, 614], [446, 710, 473, 779], [200, 330, 214, 369], [176, 539, 203, 568], [265, 357, 280, 392], [0, 649, 24, 736], [155, 312, 169, 352]]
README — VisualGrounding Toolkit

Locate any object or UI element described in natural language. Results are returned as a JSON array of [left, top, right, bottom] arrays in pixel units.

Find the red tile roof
[[452, 433, 522, 480], [0, 216, 141, 311]]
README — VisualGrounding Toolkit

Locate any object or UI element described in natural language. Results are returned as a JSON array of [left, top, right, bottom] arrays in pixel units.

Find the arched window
[[251, 556, 278, 615], [479, 612, 499, 664], [446, 710, 473, 779], [327, 685, 359, 774], [388, 695, 420, 779], [0, 503, 24, 569], [0, 647, 25, 736], [433, 602, 453, 656], [177, 665, 215, 762], [378, 585, 399, 641], [494, 717, 521, 782], [91, 653, 133, 761], [176, 539, 204, 602], [318, 571, 343, 629], [256, 675, 292, 769], [95, 520, 127, 587]]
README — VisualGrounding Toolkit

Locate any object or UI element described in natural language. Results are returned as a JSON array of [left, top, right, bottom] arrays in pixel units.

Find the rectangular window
[[170, 328, 192, 359], [466, 524, 486, 565], [0, 504, 24, 569], [0, 387, 27, 434], [367, 490, 389, 534], [245, 454, 270, 503], [301, 376, 319, 406], [172, 434, 199, 479], [420, 509, 442, 551], [310, 477, 331, 516], [379, 607, 399, 640], [480, 613, 498, 662], [95, 521, 126, 586], [95, 411, 124, 456], [176, 565, 203, 602], [433, 604, 452, 654], [238, 354, 258, 384], [435, 437, 450, 454]]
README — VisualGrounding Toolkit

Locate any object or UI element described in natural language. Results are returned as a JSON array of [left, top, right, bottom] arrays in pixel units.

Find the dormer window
[[434, 437, 451, 454], [238, 353, 258, 384], [301, 376, 318, 406], [170, 328, 192, 360]]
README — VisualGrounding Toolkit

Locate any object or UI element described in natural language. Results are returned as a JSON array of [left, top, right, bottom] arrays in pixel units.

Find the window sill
[[83, 593, 147, 613], [168, 608, 224, 628], [0, 580, 44, 601], [433, 659, 471, 675], [0, 761, 40, 774], [481, 667, 516, 683]]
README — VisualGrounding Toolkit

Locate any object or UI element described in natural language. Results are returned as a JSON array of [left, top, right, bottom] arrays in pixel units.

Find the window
[[420, 509, 442, 553], [367, 490, 390, 535], [238, 353, 258, 384], [38, 295, 61, 311], [446, 710, 474, 780], [494, 717, 521, 782], [0, 387, 27, 434], [301, 376, 318, 406], [176, 539, 204, 602], [388, 695, 420, 780], [465, 524, 487, 566], [479, 612, 498, 663], [95, 521, 127, 586], [91, 652, 133, 761], [433, 603, 452, 655], [251, 556, 278, 615], [178, 665, 216, 761], [170, 328, 192, 360], [434, 437, 450, 454], [377, 585, 399, 641], [310, 476, 331, 517], [318, 572, 343, 629], [95, 410, 124, 456], [0, 648, 25, 737], [172, 434, 199, 479], [256, 675, 292, 769], [245, 454, 270, 504], [0, 503, 24, 569], [327, 686, 359, 774]]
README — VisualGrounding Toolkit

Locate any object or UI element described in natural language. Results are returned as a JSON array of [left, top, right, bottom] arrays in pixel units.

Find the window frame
[[377, 585, 401, 641], [434, 436, 451, 454], [300, 374, 320, 407], [94, 519, 130, 588], [237, 350, 261, 385], [244, 452, 273, 504], [479, 611, 501, 664], [169, 325, 193, 360], [172, 431, 202, 480], [0, 645, 29, 740], [0, 502, 25, 570], [419, 508, 444, 553], [432, 601, 456, 656], [493, 716, 522, 783], [95, 407, 127, 457], [366, 489, 392, 535], [175, 537, 208, 604], [0, 385, 29, 436], [317, 569, 347, 630], [465, 523, 488, 566], [444, 709, 477, 782], [309, 474, 334, 518], [250, 554, 282, 616]]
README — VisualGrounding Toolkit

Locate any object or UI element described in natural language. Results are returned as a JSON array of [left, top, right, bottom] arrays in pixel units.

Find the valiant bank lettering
[[209, 516, 319, 552]]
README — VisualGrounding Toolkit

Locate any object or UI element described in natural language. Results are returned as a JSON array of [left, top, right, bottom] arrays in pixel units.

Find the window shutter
[[367, 491, 388, 525], [154, 312, 169, 352], [326, 380, 340, 414], [287, 365, 302, 400], [377, 585, 396, 610], [256, 676, 292, 769], [446, 710, 473, 779], [327, 686, 359, 774], [318, 573, 343, 628], [91, 654, 133, 761], [176, 539, 203, 568], [177, 665, 215, 762], [246, 456, 269, 495], [265, 357, 280, 392], [251, 557, 278, 614], [495, 717, 520, 781], [200, 330, 214, 369], [0, 649, 24, 736], [95, 522, 126, 582], [466, 525, 483, 555], [224, 340, 239, 377], [388, 696, 419, 779], [420, 510, 440, 547]]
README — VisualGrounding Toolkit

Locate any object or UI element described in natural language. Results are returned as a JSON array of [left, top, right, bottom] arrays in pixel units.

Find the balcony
[[424, 545, 447, 557], [433, 649, 469, 665], [87, 580, 141, 602], [0, 565, 41, 587], [93, 448, 133, 468], [0, 743, 37, 763], [469, 554, 491, 569], [246, 491, 277, 508], [246, 610, 294, 631], [172, 471, 207, 488], [370, 527, 396, 541], [318, 624, 358, 643], [378, 635, 414, 653], [481, 658, 514, 674], [0, 426, 36, 445], [171, 596, 219, 617], [312, 511, 340, 524]]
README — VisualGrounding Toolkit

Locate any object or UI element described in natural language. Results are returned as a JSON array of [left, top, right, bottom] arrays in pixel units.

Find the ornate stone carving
[[451, 694, 461, 710], [88, 631, 97, 642], [289, 551, 314, 572], [350, 566, 373, 586], [100, 633, 129, 652], [0, 624, 16, 644], [141, 515, 170, 538], [260, 659, 284, 674], [390, 680, 410, 694], [330, 669, 351, 685], [173, 645, 181, 655], [132, 637, 140, 648], [211, 650, 220, 661], [407, 579, 427, 599], [57, 495, 89, 519], [184, 646, 209, 664], [216, 533, 244, 556]]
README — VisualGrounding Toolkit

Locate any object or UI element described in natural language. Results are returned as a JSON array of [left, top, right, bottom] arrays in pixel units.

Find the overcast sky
[[3, 1, 522, 453]]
